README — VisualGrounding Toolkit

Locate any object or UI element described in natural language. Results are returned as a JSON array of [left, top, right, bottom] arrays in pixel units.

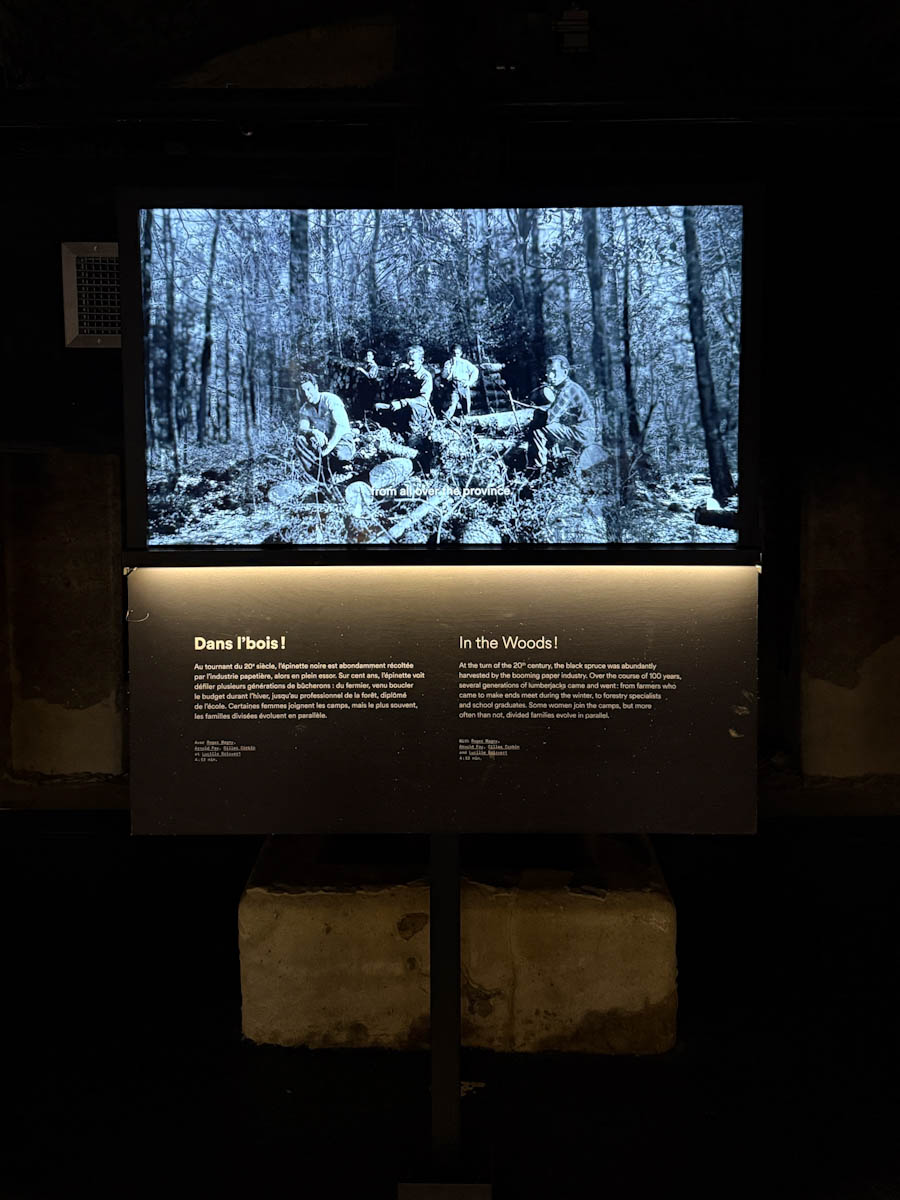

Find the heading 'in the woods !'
[[141, 206, 742, 546]]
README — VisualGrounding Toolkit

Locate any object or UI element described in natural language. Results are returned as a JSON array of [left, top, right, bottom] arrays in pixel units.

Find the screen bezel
[[120, 183, 761, 567]]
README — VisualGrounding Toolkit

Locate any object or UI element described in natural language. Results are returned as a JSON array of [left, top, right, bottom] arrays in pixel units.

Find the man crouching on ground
[[374, 344, 434, 436], [374, 344, 436, 470], [295, 371, 356, 475]]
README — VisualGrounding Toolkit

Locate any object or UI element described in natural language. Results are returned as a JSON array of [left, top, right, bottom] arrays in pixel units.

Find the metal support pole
[[430, 832, 461, 1173], [398, 835, 491, 1199]]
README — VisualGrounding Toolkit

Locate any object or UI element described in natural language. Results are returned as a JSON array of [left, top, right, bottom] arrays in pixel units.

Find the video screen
[[139, 207, 742, 546]]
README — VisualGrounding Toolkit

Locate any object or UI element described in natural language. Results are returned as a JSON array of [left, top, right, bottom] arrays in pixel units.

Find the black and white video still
[[141, 206, 742, 546]]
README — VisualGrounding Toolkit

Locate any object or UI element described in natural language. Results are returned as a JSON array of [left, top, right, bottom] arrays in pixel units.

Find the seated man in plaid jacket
[[525, 355, 596, 470]]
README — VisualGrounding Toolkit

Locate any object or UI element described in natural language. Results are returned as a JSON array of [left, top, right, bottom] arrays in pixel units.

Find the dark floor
[[1, 816, 898, 1198]]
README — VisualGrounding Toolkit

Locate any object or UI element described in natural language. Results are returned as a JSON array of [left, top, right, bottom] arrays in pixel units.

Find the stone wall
[[1, 452, 123, 779], [800, 465, 900, 779]]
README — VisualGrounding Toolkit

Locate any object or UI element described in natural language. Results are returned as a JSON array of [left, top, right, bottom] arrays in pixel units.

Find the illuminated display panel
[[122, 199, 754, 561], [128, 564, 757, 834]]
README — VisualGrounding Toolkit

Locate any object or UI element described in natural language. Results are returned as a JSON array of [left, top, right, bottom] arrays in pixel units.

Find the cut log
[[694, 505, 740, 530], [464, 408, 536, 432], [371, 491, 456, 543], [475, 434, 517, 453], [269, 480, 320, 505]]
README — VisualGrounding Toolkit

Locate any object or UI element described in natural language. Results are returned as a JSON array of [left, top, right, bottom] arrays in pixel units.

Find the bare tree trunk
[[414, 208, 427, 255], [224, 327, 231, 443], [683, 205, 736, 505], [247, 330, 258, 428], [604, 209, 622, 393], [211, 352, 221, 441], [162, 211, 179, 472], [367, 209, 380, 343], [324, 209, 340, 354], [241, 361, 252, 449], [529, 213, 546, 371], [514, 208, 538, 384], [413, 209, 429, 336], [268, 343, 277, 425], [470, 208, 489, 341], [580, 207, 612, 435], [176, 311, 190, 464], [458, 207, 473, 344], [289, 209, 310, 356], [197, 210, 221, 447], [238, 219, 259, 443], [560, 208, 575, 367], [481, 209, 491, 307], [713, 207, 741, 428], [140, 208, 156, 453], [624, 208, 643, 465], [582, 206, 626, 536]]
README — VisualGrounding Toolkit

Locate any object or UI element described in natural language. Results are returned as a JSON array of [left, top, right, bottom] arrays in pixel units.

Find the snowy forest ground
[[147, 411, 738, 547]]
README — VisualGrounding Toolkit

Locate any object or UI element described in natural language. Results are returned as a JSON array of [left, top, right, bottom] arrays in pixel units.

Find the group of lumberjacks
[[292, 342, 599, 482]]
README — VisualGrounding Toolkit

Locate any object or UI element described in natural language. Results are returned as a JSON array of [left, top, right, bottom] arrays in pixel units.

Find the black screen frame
[[120, 170, 761, 568]]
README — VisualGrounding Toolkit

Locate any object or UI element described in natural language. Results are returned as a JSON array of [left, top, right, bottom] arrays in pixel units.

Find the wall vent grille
[[62, 242, 121, 347]]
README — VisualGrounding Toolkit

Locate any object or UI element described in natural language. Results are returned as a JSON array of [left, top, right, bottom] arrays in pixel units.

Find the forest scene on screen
[[141, 207, 742, 546]]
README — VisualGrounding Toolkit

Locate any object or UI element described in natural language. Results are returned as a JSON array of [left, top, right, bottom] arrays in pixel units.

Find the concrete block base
[[239, 837, 676, 1055]]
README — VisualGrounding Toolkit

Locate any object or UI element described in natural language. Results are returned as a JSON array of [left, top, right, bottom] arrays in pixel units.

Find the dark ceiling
[[0, 0, 896, 96]]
